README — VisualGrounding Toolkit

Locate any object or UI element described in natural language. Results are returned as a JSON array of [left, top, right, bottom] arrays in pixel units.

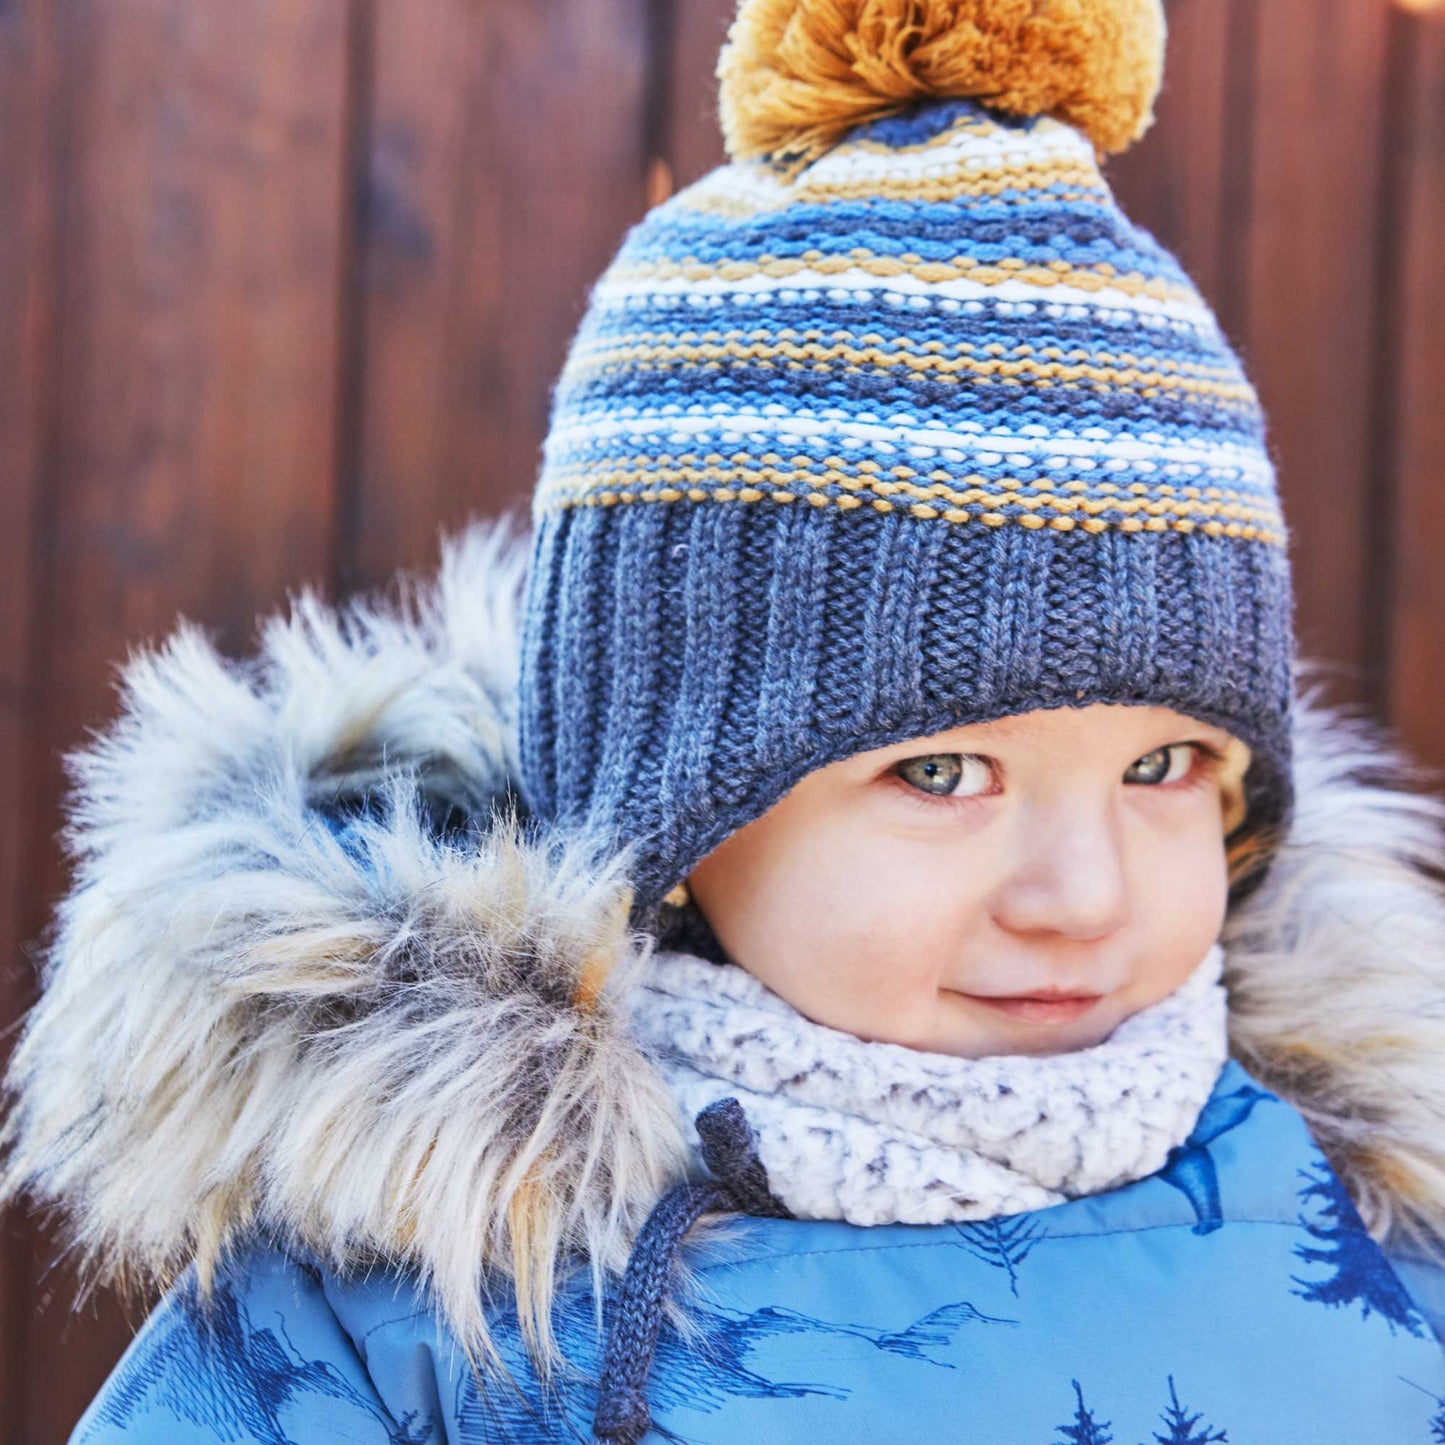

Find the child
[[6, 1, 1445, 1440]]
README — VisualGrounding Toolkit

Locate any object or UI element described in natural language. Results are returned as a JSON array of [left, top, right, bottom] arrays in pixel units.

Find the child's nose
[[989, 807, 1131, 942]]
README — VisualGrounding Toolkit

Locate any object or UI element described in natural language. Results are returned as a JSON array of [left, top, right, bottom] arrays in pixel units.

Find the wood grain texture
[[0, 0, 58, 1421], [1240, 0, 1394, 699], [6, 1, 354, 1439], [1385, 7, 1445, 768], [655, 0, 733, 190], [340, 0, 657, 589], [1105, 0, 1234, 312]]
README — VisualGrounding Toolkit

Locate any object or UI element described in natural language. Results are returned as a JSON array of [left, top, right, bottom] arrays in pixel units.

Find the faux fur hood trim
[[0, 519, 689, 1371], [1223, 691, 1445, 1260], [4, 515, 1445, 1371]]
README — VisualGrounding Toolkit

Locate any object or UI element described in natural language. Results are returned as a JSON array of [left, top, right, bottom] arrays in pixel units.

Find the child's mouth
[[961, 993, 1106, 1025]]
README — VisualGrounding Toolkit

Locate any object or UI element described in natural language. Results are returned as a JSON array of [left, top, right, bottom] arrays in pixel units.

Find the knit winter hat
[[517, 0, 1294, 914]]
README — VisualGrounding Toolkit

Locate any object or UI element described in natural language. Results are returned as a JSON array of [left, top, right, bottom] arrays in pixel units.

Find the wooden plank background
[[1, 0, 1442, 1437]]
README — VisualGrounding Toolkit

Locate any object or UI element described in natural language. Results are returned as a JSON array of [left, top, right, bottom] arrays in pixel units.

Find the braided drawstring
[[591, 1097, 790, 1445]]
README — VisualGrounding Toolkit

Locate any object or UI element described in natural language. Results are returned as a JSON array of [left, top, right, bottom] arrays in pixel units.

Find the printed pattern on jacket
[[72, 1058, 1445, 1445]]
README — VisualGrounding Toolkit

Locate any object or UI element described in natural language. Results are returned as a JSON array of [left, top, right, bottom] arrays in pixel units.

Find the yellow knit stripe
[[536, 454, 1285, 542], [559, 336, 1257, 405], [606, 248, 1200, 304], [567, 329, 1244, 383], [799, 162, 1106, 204], [537, 474, 1284, 546], [542, 454, 1276, 510]]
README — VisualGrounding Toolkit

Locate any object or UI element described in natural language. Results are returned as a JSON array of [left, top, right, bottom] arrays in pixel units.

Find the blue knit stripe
[[546, 506, 605, 811], [575, 295, 1227, 358], [652, 502, 747, 864], [583, 505, 670, 845], [751, 503, 834, 774], [633, 218, 1188, 287], [845, 94, 1034, 149], [647, 194, 1128, 247], [514, 507, 568, 822], [632, 199, 1183, 268], [556, 352, 1257, 426]]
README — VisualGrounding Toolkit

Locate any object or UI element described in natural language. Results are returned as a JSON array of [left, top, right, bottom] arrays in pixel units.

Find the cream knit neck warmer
[[626, 944, 1230, 1226]]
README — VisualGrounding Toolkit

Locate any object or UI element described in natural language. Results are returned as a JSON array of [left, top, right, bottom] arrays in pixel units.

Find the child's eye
[[1124, 744, 1199, 786], [893, 753, 996, 800]]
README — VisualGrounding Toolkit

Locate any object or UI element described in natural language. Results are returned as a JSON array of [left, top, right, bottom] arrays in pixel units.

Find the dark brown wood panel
[[1240, 0, 1395, 700], [1386, 6, 1445, 769], [8, 2, 355, 1439], [0, 0, 60, 1421], [655, 0, 733, 192], [342, 0, 659, 588], [1105, 0, 1235, 312]]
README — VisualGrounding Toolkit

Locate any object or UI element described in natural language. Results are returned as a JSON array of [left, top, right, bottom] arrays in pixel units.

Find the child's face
[[685, 704, 1247, 1059]]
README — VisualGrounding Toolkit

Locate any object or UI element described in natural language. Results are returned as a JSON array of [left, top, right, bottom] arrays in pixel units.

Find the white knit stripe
[[675, 118, 1096, 213], [590, 269, 1221, 327], [543, 411, 1279, 493]]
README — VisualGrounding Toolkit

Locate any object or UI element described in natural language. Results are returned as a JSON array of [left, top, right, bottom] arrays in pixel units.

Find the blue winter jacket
[[4, 522, 1445, 1445], [68, 1057, 1445, 1444]]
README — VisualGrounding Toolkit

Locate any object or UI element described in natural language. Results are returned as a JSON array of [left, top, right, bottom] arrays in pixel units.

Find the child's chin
[[995, 1028, 1113, 1059]]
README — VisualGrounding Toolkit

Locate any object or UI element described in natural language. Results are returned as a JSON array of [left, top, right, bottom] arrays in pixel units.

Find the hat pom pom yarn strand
[[717, 0, 1167, 176]]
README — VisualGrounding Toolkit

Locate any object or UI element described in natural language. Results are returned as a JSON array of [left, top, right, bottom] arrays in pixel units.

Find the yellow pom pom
[[717, 0, 1166, 175]]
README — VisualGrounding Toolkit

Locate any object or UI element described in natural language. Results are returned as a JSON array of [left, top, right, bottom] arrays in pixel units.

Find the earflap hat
[[517, 0, 1293, 914]]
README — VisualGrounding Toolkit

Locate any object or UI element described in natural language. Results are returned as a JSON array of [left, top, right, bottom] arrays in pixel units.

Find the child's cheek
[[768, 843, 966, 1038], [1123, 805, 1231, 1000]]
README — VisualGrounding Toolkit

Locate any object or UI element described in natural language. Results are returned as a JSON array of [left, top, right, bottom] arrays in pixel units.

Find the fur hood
[[4, 515, 1445, 1369]]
